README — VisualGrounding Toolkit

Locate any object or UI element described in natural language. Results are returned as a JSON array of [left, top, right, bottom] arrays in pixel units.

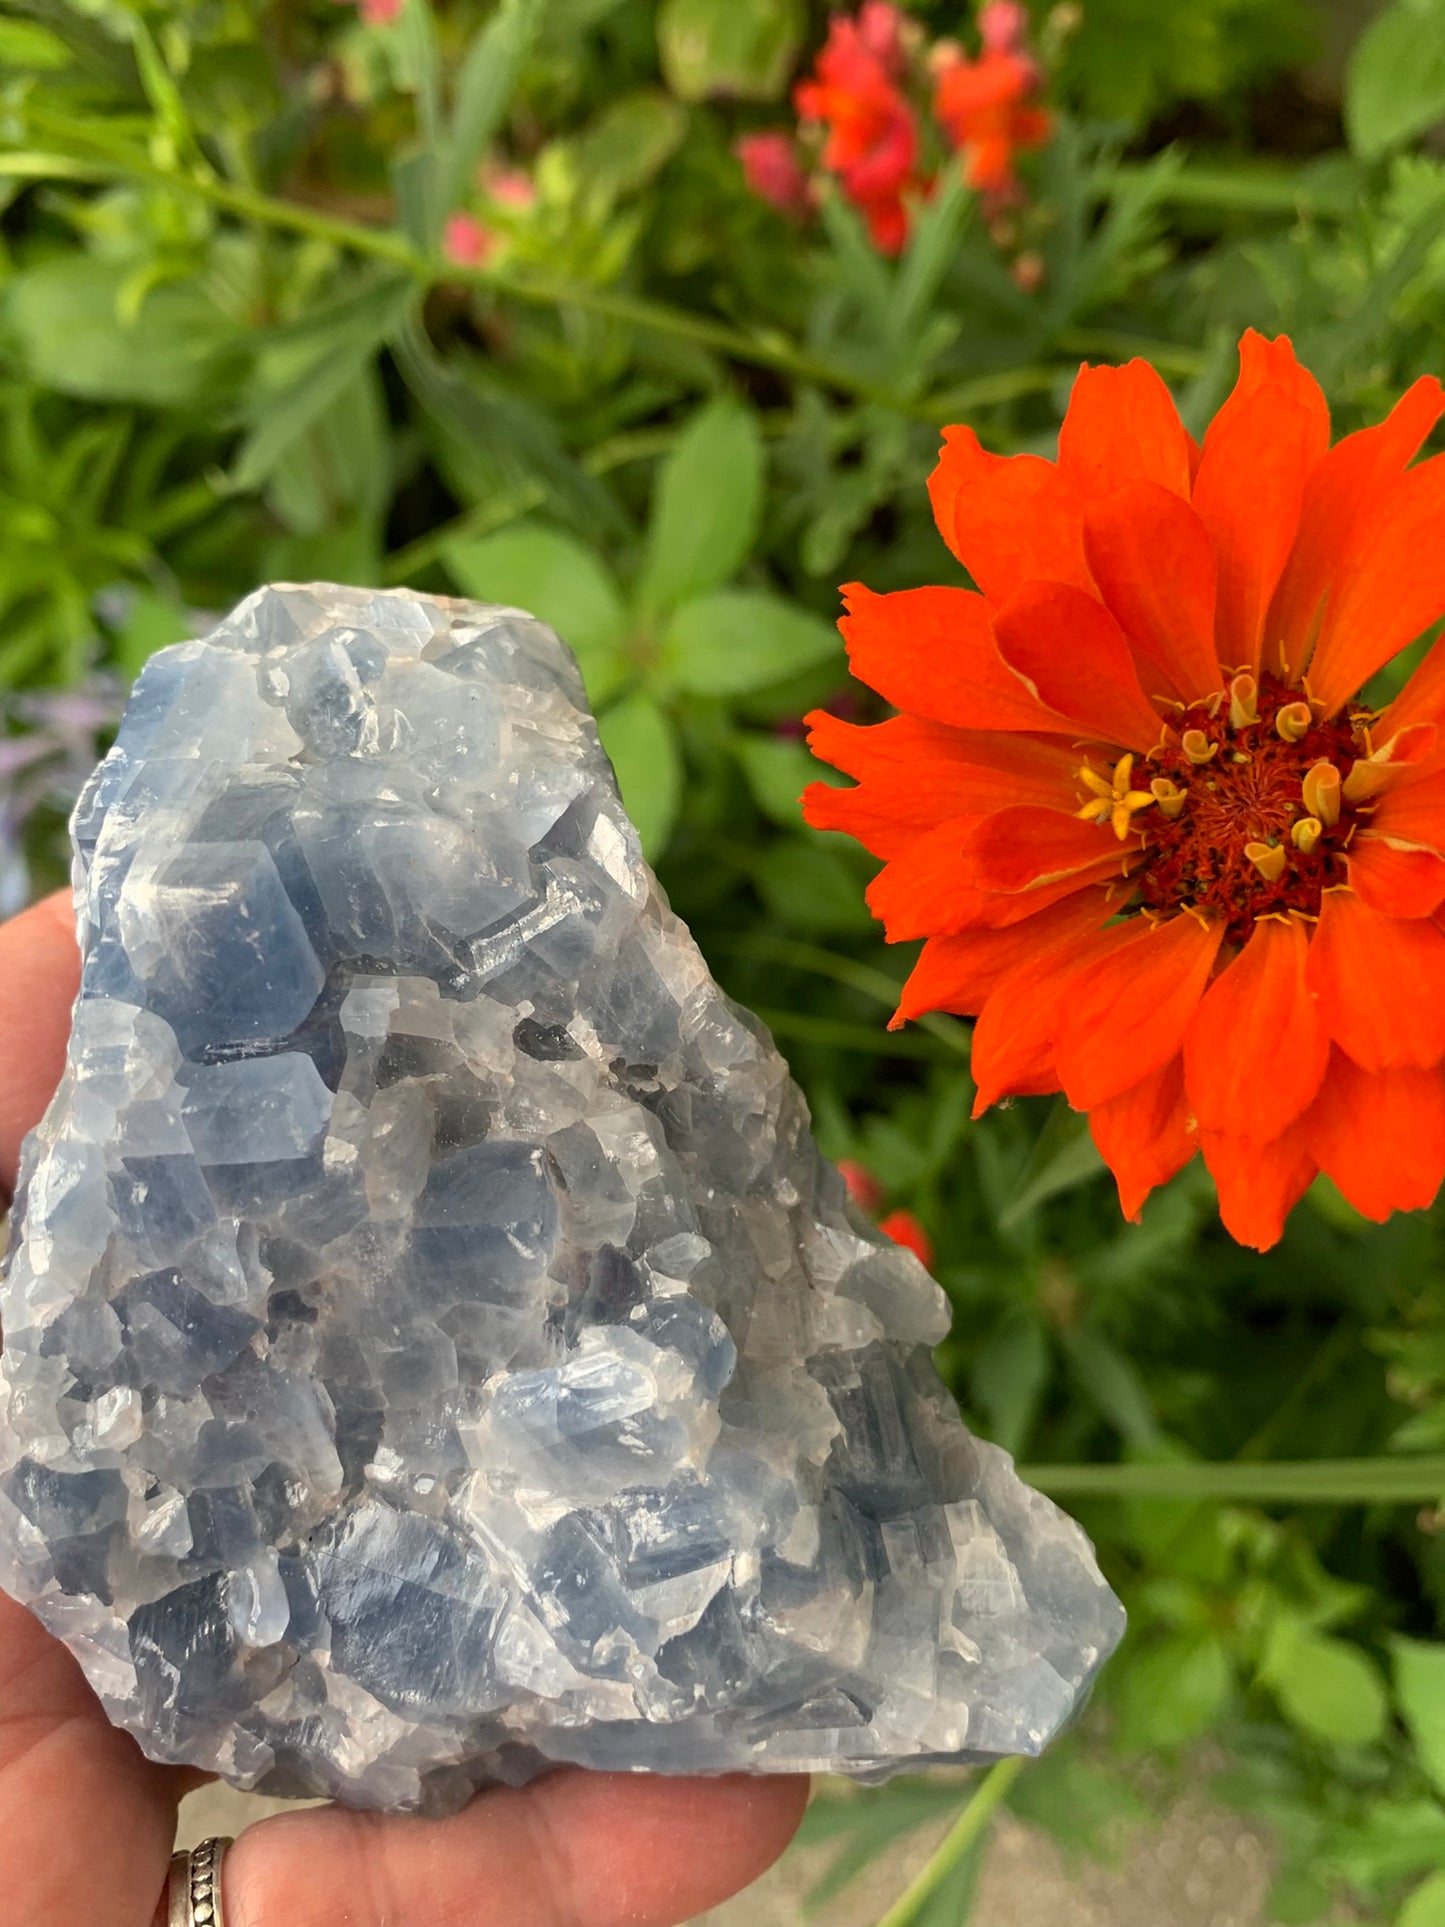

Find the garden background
[[7, 0, 1445, 1920]]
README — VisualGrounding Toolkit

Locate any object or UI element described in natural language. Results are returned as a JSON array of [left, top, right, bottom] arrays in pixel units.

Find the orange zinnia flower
[[803, 332, 1445, 1250]]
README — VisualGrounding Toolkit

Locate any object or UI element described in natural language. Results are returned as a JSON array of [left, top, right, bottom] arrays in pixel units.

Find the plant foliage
[[5, 1, 1445, 1920]]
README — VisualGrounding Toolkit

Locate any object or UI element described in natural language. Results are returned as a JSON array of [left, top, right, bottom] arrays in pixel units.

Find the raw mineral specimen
[[0, 585, 1124, 1812]]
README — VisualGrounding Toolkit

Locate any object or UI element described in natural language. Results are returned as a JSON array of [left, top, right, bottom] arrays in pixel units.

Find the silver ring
[[167, 1836, 232, 1927]]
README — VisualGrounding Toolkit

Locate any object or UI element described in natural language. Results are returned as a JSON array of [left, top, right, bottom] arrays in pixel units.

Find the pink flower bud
[[444, 212, 496, 269], [979, 1, 1029, 52], [735, 132, 814, 220]]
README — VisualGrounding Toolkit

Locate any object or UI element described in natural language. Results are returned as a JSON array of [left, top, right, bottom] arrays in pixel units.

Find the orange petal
[[927, 426, 1094, 605], [1182, 915, 1329, 1139], [967, 804, 1128, 896], [1267, 374, 1445, 679], [1088, 1055, 1197, 1221], [971, 933, 1115, 1111], [992, 581, 1168, 750], [1306, 452, 1445, 715], [1305, 889, 1445, 1070], [1347, 837, 1445, 919], [1057, 360, 1195, 499], [1369, 765, 1445, 856], [892, 887, 1115, 1023], [1198, 1126, 1316, 1251], [803, 712, 1075, 855], [1303, 1052, 1445, 1221], [1209, 330, 1332, 449], [1380, 632, 1445, 739], [1084, 484, 1223, 706], [838, 582, 1063, 731], [865, 809, 1119, 941], [1053, 912, 1226, 1110], [1192, 387, 1325, 677]]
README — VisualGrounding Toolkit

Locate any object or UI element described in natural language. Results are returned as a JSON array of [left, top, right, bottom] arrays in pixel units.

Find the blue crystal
[[0, 584, 1124, 1812]]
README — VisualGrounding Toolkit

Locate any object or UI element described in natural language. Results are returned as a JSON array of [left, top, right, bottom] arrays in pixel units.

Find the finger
[[0, 890, 80, 1195], [0, 1588, 185, 1927], [226, 1768, 809, 1927]]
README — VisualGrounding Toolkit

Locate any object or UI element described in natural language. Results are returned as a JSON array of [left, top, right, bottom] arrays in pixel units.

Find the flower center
[[1076, 671, 1371, 942]]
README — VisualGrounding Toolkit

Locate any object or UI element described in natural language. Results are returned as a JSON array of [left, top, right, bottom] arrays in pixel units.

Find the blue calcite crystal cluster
[[0, 585, 1124, 1812]]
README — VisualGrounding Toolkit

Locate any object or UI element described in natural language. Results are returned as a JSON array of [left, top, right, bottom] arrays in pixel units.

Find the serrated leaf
[[598, 692, 681, 859], [443, 524, 629, 704], [657, 0, 803, 101], [634, 398, 764, 617], [663, 591, 838, 697], [1346, 0, 1445, 159]]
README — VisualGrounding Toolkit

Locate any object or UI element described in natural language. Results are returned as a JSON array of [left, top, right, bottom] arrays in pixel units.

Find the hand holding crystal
[[0, 893, 809, 1927]]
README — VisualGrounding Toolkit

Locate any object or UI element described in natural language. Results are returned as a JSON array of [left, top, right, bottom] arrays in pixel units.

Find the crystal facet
[[0, 585, 1124, 1811]]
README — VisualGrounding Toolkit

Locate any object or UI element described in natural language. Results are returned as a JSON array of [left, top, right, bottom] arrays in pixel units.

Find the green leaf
[[598, 693, 681, 859], [1, 258, 242, 408], [0, 18, 71, 67], [657, 0, 803, 100], [1115, 1632, 1232, 1750], [998, 1100, 1106, 1229], [234, 276, 413, 494], [1400, 1871, 1445, 1927], [752, 838, 875, 935], [567, 91, 687, 214], [1345, 0, 1445, 159], [634, 398, 764, 617], [663, 591, 838, 697], [111, 590, 191, 679], [972, 1313, 1049, 1457], [1394, 1639, 1445, 1794], [440, 0, 545, 218], [443, 525, 630, 704], [1265, 1627, 1389, 1748], [735, 734, 836, 828]]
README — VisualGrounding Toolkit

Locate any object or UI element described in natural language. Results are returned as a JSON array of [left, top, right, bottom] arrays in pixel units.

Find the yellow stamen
[[1149, 777, 1187, 819], [1302, 761, 1341, 827], [1291, 816, 1323, 855], [1075, 752, 1155, 842], [1245, 840, 1288, 883], [1182, 729, 1218, 765], [1276, 702, 1313, 744], [1228, 673, 1259, 730]]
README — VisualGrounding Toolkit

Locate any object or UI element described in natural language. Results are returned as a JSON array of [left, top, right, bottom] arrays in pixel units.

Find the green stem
[[15, 105, 1105, 427], [1024, 1456, 1445, 1504], [875, 1758, 1024, 1927]]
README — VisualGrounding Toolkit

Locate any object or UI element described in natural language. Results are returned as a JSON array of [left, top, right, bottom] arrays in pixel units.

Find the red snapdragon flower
[[838, 1162, 936, 1265], [795, 11, 923, 253], [804, 333, 1445, 1251], [932, 20, 1051, 199]]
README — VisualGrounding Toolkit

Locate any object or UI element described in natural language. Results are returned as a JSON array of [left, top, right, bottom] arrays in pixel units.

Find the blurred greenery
[[5, 0, 1445, 1920]]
